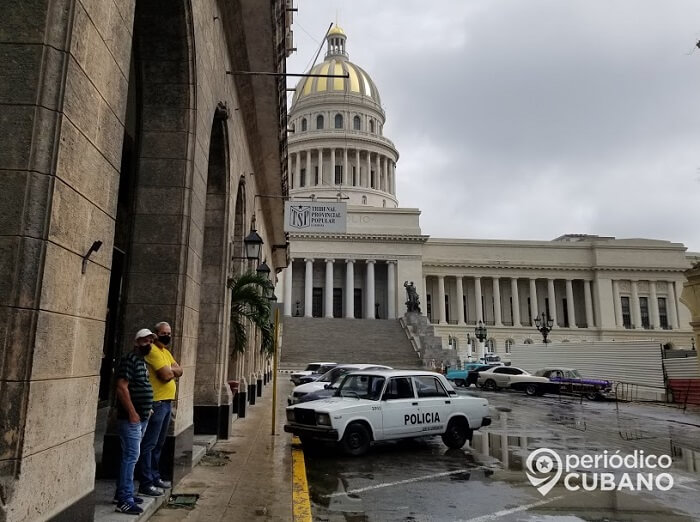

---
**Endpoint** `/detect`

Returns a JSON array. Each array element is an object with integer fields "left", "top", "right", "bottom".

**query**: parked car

[
  {"left": 534, "top": 368, "right": 614, "bottom": 400},
  {"left": 288, "top": 364, "right": 392, "bottom": 405},
  {"left": 284, "top": 370, "right": 491, "bottom": 456},
  {"left": 446, "top": 364, "right": 499, "bottom": 387},
  {"left": 297, "top": 362, "right": 343, "bottom": 385},
  {"left": 290, "top": 362, "right": 337, "bottom": 385},
  {"left": 477, "top": 366, "right": 557, "bottom": 396}
]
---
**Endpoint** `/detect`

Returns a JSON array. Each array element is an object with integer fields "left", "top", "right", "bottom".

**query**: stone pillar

[
  {"left": 456, "top": 277, "right": 466, "bottom": 325},
  {"left": 565, "top": 279, "right": 576, "bottom": 328},
  {"left": 475, "top": 277, "right": 483, "bottom": 322},
  {"left": 375, "top": 153, "right": 381, "bottom": 190},
  {"left": 649, "top": 280, "right": 659, "bottom": 329},
  {"left": 330, "top": 148, "right": 336, "bottom": 185},
  {"left": 547, "top": 278, "right": 557, "bottom": 325},
  {"left": 318, "top": 148, "right": 325, "bottom": 185},
  {"left": 668, "top": 281, "right": 679, "bottom": 329},
  {"left": 345, "top": 260, "right": 355, "bottom": 318},
  {"left": 584, "top": 279, "right": 594, "bottom": 328},
  {"left": 283, "top": 260, "right": 293, "bottom": 316},
  {"left": 366, "top": 150, "right": 371, "bottom": 188},
  {"left": 355, "top": 149, "right": 360, "bottom": 186},
  {"left": 304, "top": 258, "right": 314, "bottom": 317},
  {"left": 387, "top": 261, "right": 396, "bottom": 319},
  {"left": 366, "top": 260, "right": 376, "bottom": 319},
  {"left": 492, "top": 277, "right": 502, "bottom": 326},
  {"left": 438, "top": 275, "right": 446, "bottom": 324},
  {"left": 305, "top": 149, "right": 311, "bottom": 187},
  {"left": 392, "top": 161, "right": 396, "bottom": 194},
  {"left": 324, "top": 259, "right": 334, "bottom": 318},
  {"left": 295, "top": 152, "right": 301, "bottom": 189},
  {"left": 343, "top": 148, "right": 349, "bottom": 185},
  {"left": 529, "top": 278, "right": 538, "bottom": 325},
  {"left": 511, "top": 278, "right": 521, "bottom": 327},
  {"left": 612, "top": 280, "right": 623, "bottom": 327},
  {"left": 631, "top": 280, "right": 642, "bottom": 329},
  {"left": 674, "top": 280, "right": 683, "bottom": 329}
]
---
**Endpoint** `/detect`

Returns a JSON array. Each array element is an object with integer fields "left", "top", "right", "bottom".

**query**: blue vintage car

[
  {"left": 446, "top": 364, "right": 499, "bottom": 387},
  {"left": 534, "top": 368, "right": 614, "bottom": 400}
]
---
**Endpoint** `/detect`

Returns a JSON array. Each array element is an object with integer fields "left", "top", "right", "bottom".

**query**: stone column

[
  {"left": 391, "top": 161, "right": 396, "bottom": 194},
  {"left": 387, "top": 261, "right": 396, "bottom": 319},
  {"left": 345, "top": 260, "right": 355, "bottom": 318},
  {"left": 422, "top": 275, "right": 428, "bottom": 318},
  {"left": 475, "top": 277, "right": 483, "bottom": 322},
  {"left": 510, "top": 278, "right": 521, "bottom": 327},
  {"left": 612, "top": 280, "right": 623, "bottom": 327},
  {"left": 381, "top": 156, "right": 387, "bottom": 191},
  {"left": 438, "top": 275, "right": 446, "bottom": 324},
  {"left": 324, "top": 259, "right": 334, "bottom": 318},
  {"left": 366, "top": 260, "right": 376, "bottom": 319},
  {"left": 366, "top": 151, "right": 371, "bottom": 188},
  {"left": 376, "top": 153, "right": 381, "bottom": 190},
  {"left": 283, "top": 260, "right": 293, "bottom": 316},
  {"left": 547, "top": 278, "right": 557, "bottom": 325},
  {"left": 492, "top": 277, "right": 503, "bottom": 326},
  {"left": 304, "top": 258, "right": 314, "bottom": 317},
  {"left": 649, "top": 280, "right": 659, "bottom": 329},
  {"left": 295, "top": 152, "right": 301, "bottom": 189},
  {"left": 330, "top": 148, "right": 336, "bottom": 185},
  {"left": 674, "top": 280, "right": 683, "bottom": 329},
  {"left": 456, "top": 277, "right": 466, "bottom": 325},
  {"left": 565, "top": 279, "right": 576, "bottom": 327},
  {"left": 668, "top": 281, "right": 679, "bottom": 329},
  {"left": 631, "top": 280, "right": 642, "bottom": 329},
  {"left": 529, "top": 278, "right": 538, "bottom": 325},
  {"left": 305, "top": 149, "right": 311, "bottom": 187},
  {"left": 343, "top": 148, "right": 349, "bottom": 185},
  {"left": 355, "top": 149, "right": 360, "bottom": 186},
  {"left": 584, "top": 280, "right": 594, "bottom": 328}
]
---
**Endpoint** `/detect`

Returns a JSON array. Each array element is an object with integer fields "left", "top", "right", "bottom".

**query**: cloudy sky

[{"left": 287, "top": 1, "right": 700, "bottom": 251}]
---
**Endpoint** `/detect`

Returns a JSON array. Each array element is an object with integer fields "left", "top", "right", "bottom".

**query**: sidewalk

[{"left": 147, "top": 379, "right": 299, "bottom": 521}]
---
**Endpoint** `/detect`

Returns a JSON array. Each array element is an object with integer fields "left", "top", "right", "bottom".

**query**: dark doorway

[
  {"left": 354, "top": 289, "right": 362, "bottom": 318},
  {"left": 312, "top": 287, "right": 323, "bottom": 317},
  {"left": 333, "top": 288, "right": 343, "bottom": 318}
]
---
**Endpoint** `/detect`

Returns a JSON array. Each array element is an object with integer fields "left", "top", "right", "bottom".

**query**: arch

[
  {"left": 316, "top": 114, "right": 324, "bottom": 129},
  {"left": 353, "top": 115, "right": 361, "bottom": 130},
  {"left": 362, "top": 195, "right": 367, "bottom": 205},
  {"left": 369, "top": 119, "right": 375, "bottom": 133},
  {"left": 523, "top": 338, "right": 534, "bottom": 344},
  {"left": 334, "top": 113, "right": 343, "bottom": 129},
  {"left": 301, "top": 117, "right": 307, "bottom": 131},
  {"left": 486, "top": 338, "right": 495, "bottom": 352},
  {"left": 505, "top": 338, "right": 514, "bottom": 353}
]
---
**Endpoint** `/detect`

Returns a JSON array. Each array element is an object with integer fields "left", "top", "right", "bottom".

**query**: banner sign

[{"left": 284, "top": 201, "right": 347, "bottom": 233}]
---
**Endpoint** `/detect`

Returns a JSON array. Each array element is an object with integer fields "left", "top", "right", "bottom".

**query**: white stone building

[{"left": 280, "top": 26, "right": 694, "bottom": 359}]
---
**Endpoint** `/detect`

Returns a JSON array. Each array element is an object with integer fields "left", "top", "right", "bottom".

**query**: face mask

[
  {"left": 158, "top": 335, "right": 171, "bottom": 345},
  {"left": 138, "top": 344, "right": 152, "bottom": 356}
]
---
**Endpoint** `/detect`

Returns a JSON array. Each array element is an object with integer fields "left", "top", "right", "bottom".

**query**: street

[{"left": 300, "top": 388, "right": 700, "bottom": 521}]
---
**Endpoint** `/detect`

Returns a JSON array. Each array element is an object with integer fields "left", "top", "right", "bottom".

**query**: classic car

[
  {"left": 477, "top": 366, "right": 558, "bottom": 396},
  {"left": 289, "top": 362, "right": 337, "bottom": 385},
  {"left": 284, "top": 370, "right": 491, "bottom": 456},
  {"left": 534, "top": 368, "right": 614, "bottom": 400},
  {"left": 446, "top": 364, "right": 499, "bottom": 387}
]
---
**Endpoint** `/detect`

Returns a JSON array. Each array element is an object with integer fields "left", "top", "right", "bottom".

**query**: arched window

[
  {"left": 523, "top": 338, "right": 533, "bottom": 345},
  {"left": 353, "top": 115, "right": 361, "bottom": 130},
  {"left": 316, "top": 115, "right": 324, "bottom": 129},
  {"left": 301, "top": 118, "right": 307, "bottom": 131},
  {"left": 505, "top": 339, "right": 514, "bottom": 354},
  {"left": 362, "top": 195, "right": 367, "bottom": 205},
  {"left": 382, "top": 199, "right": 386, "bottom": 207},
  {"left": 334, "top": 114, "right": 343, "bottom": 129},
  {"left": 369, "top": 119, "right": 375, "bottom": 133},
  {"left": 486, "top": 338, "right": 495, "bottom": 353}
]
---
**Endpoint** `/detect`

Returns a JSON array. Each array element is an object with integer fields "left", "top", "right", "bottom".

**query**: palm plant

[{"left": 227, "top": 271, "right": 275, "bottom": 355}]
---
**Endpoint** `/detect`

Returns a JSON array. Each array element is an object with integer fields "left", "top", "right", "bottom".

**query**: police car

[{"left": 284, "top": 369, "right": 492, "bottom": 456}]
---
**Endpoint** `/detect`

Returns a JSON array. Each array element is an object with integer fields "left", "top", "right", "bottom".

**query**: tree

[{"left": 227, "top": 271, "right": 274, "bottom": 355}]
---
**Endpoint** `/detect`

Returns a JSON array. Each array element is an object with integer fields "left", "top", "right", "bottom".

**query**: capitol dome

[{"left": 287, "top": 26, "right": 399, "bottom": 209}]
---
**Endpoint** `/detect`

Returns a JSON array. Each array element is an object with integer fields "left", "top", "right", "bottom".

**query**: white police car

[{"left": 284, "top": 369, "right": 492, "bottom": 456}]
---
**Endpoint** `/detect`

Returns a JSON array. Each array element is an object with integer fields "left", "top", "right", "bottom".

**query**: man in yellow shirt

[{"left": 137, "top": 321, "right": 183, "bottom": 495}]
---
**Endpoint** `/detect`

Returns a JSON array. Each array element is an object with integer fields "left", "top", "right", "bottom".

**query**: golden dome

[{"left": 328, "top": 25, "right": 346, "bottom": 37}]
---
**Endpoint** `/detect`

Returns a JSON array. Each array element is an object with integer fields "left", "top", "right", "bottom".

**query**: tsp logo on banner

[{"left": 290, "top": 205, "right": 311, "bottom": 228}]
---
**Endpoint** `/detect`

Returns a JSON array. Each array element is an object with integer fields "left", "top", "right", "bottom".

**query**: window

[
  {"left": 369, "top": 120, "right": 375, "bottom": 133},
  {"left": 361, "top": 195, "right": 367, "bottom": 205},
  {"left": 370, "top": 170, "right": 375, "bottom": 188},
  {"left": 640, "top": 297, "right": 650, "bottom": 329},
  {"left": 353, "top": 115, "right": 361, "bottom": 130},
  {"left": 316, "top": 115, "right": 324, "bottom": 129},
  {"left": 621, "top": 296, "right": 632, "bottom": 328},
  {"left": 505, "top": 339, "right": 514, "bottom": 354},
  {"left": 486, "top": 339, "right": 495, "bottom": 353},
  {"left": 658, "top": 298, "right": 669, "bottom": 329},
  {"left": 523, "top": 338, "right": 533, "bottom": 344},
  {"left": 352, "top": 166, "right": 357, "bottom": 186},
  {"left": 335, "top": 165, "right": 342, "bottom": 185},
  {"left": 301, "top": 118, "right": 307, "bottom": 131},
  {"left": 383, "top": 377, "right": 414, "bottom": 400},
  {"left": 338, "top": 374, "right": 385, "bottom": 401},
  {"left": 300, "top": 168, "right": 306, "bottom": 187},
  {"left": 382, "top": 199, "right": 386, "bottom": 207},
  {"left": 414, "top": 376, "right": 448, "bottom": 398},
  {"left": 334, "top": 113, "right": 343, "bottom": 129}
]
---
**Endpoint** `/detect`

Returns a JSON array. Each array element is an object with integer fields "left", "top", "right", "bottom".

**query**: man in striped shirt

[{"left": 114, "top": 329, "right": 156, "bottom": 515}]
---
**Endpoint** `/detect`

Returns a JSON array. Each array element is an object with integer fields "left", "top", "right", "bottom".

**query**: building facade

[
  {"left": 280, "top": 27, "right": 694, "bottom": 358},
  {"left": 1, "top": 1, "right": 291, "bottom": 520}
]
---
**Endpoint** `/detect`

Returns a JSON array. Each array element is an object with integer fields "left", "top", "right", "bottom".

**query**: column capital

[
  {"left": 366, "top": 259, "right": 376, "bottom": 265},
  {"left": 324, "top": 258, "right": 335, "bottom": 264},
  {"left": 304, "top": 258, "right": 314, "bottom": 263},
  {"left": 386, "top": 259, "right": 397, "bottom": 265},
  {"left": 345, "top": 259, "right": 355, "bottom": 264}
]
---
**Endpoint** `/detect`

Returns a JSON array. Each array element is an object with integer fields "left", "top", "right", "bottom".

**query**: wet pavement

[{"left": 302, "top": 389, "right": 700, "bottom": 521}]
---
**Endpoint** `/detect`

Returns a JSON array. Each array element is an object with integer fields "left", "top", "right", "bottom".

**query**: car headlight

[
  {"left": 286, "top": 409, "right": 295, "bottom": 422},
  {"left": 315, "top": 413, "right": 331, "bottom": 426}
]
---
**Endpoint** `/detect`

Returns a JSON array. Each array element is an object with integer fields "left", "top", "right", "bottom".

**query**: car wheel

[
  {"left": 483, "top": 379, "right": 497, "bottom": 391},
  {"left": 441, "top": 419, "right": 472, "bottom": 449},
  {"left": 525, "top": 384, "right": 539, "bottom": 396},
  {"left": 455, "top": 379, "right": 466, "bottom": 387},
  {"left": 585, "top": 391, "right": 600, "bottom": 401},
  {"left": 341, "top": 423, "right": 371, "bottom": 456}
]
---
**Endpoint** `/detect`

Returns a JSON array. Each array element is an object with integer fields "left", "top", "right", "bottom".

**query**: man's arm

[
  {"left": 170, "top": 361, "right": 184, "bottom": 378},
  {"left": 115, "top": 378, "right": 141, "bottom": 423}
]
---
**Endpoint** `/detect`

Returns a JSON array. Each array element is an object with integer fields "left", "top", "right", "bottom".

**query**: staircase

[{"left": 280, "top": 317, "right": 423, "bottom": 369}]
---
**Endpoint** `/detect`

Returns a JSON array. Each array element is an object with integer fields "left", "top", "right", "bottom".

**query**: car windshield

[
  {"left": 304, "top": 364, "right": 321, "bottom": 372},
  {"left": 569, "top": 369, "right": 582, "bottom": 378},
  {"left": 320, "top": 367, "right": 352, "bottom": 383},
  {"left": 337, "top": 374, "right": 385, "bottom": 401}
]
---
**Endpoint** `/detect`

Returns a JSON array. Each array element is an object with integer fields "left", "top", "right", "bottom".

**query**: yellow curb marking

[{"left": 291, "top": 436, "right": 312, "bottom": 522}]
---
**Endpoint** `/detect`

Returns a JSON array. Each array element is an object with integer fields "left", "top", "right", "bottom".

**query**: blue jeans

[
  {"left": 116, "top": 419, "right": 149, "bottom": 503},
  {"left": 137, "top": 400, "right": 172, "bottom": 488}
]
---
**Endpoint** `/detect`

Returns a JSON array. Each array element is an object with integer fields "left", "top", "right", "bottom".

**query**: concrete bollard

[
  {"left": 257, "top": 374, "right": 263, "bottom": 397},
  {"left": 238, "top": 377, "right": 248, "bottom": 418},
  {"left": 248, "top": 382, "right": 256, "bottom": 405}
]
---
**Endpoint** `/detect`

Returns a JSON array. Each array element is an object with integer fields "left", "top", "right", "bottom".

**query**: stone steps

[{"left": 280, "top": 317, "right": 423, "bottom": 369}]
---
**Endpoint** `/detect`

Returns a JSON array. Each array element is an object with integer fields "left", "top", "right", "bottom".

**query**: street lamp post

[
  {"left": 474, "top": 320, "right": 488, "bottom": 363},
  {"left": 534, "top": 312, "right": 554, "bottom": 343}
]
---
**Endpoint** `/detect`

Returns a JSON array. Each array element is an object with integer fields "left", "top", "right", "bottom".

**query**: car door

[
  {"left": 412, "top": 375, "right": 450, "bottom": 435},
  {"left": 380, "top": 377, "right": 419, "bottom": 438},
  {"left": 491, "top": 367, "right": 512, "bottom": 387}
]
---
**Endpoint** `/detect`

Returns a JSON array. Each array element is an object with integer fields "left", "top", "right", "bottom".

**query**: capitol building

[{"left": 279, "top": 26, "right": 694, "bottom": 357}]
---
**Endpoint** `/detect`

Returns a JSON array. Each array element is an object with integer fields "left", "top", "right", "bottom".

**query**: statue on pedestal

[{"left": 404, "top": 281, "right": 421, "bottom": 313}]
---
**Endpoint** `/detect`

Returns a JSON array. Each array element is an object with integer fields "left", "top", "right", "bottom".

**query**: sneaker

[
  {"left": 115, "top": 501, "right": 143, "bottom": 514},
  {"left": 153, "top": 479, "right": 171, "bottom": 489},
  {"left": 113, "top": 497, "right": 144, "bottom": 505},
  {"left": 138, "top": 485, "right": 164, "bottom": 497}
]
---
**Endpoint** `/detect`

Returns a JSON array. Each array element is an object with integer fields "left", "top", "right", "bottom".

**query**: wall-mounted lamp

[
  {"left": 81, "top": 241, "right": 102, "bottom": 274},
  {"left": 243, "top": 218, "right": 263, "bottom": 260}
]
